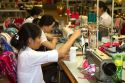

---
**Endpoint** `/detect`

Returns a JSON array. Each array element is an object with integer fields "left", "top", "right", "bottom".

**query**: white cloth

[
  {"left": 0, "top": 32, "right": 11, "bottom": 44},
  {"left": 41, "top": 31, "right": 47, "bottom": 43},
  {"left": 23, "top": 17, "right": 34, "bottom": 23},
  {"left": 17, "top": 47, "right": 58, "bottom": 83},
  {"left": 99, "top": 12, "right": 112, "bottom": 28}
]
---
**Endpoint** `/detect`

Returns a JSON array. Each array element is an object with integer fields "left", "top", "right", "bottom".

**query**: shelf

[
  {"left": 0, "top": 10, "right": 26, "bottom": 12},
  {"left": 26, "top": 5, "right": 43, "bottom": 7},
  {"left": 0, "top": 1, "right": 42, "bottom": 4},
  {"left": 114, "top": 7, "right": 125, "bottom": 10}
]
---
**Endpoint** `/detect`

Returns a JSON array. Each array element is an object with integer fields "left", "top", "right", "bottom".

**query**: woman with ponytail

[
  {"left": 93, "top": 1, "right": 112, "bottom": 37},
  {"left": 10, "top": 23, "right": 81, "bottom": 83},
  {"left": 94, "top": 1, "right": 112, "bottom": 28}
]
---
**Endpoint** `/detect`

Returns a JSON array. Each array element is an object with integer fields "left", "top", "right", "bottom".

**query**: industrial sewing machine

[{"left": 86, "top": 48, "right": 117, "bottom": 83}]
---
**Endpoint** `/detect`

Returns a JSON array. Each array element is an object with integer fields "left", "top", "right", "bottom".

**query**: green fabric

[{"left": 4, "top": 28, "right": 18, "bottom": 35}]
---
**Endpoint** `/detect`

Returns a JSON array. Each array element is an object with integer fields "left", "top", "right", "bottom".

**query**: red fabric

[
  {"left": 114, "top": 18, "right": 122, "bottom": 27},
  {"left": 82, "top": 59, "right": 89, "bottom": 69},
  {"left": 0, "top": 51, "right": 17, "bottom": 83},
  {"left": 71, "top": 12, "right": 75, "bottom": 19},
  {"left": 75, "top": 12, "right": 79, "bottom": 19},
  {"left": 3, "top": 18, "right": 11, "bottom": 29},
  {"left": 3, "top": 18, "right": 24, "bottom": 29},
  {"left": 66, "top": 8, "right": 71, "bottom": 16},
  {"left": 69, "top": 25, "right": 76, "bottom": 28},
  {"left": 13, "top": 18, "right": 25, "bottom": 29},
  {"left": 98, "top": 42, "right": 120, "bottom": 52}
]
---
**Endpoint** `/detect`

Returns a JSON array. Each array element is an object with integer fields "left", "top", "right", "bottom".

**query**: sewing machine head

[
  {"left": 86, "top": 49, "right": 113, "bottom": 65},
  {"left": 86, "top": 48, "right": 117, "bottom": 83}
]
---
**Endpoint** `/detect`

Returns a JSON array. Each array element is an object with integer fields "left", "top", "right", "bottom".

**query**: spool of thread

[
  {"left": 71, "top": 12, "right": 75, "bottom": 19},
  {"left": 75, "top": 12, "right": 79, "bottom": 19},
  {"left": 82, "top": 16, "right": 88, "bottom": 24},
  {"left": 66, "top": 8, "right": 71, "bottom": 16}
]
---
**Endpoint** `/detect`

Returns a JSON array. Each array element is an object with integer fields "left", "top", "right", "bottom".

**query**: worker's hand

[
  {"left": 88, "top": 24, "right": 96, "bottom": 30},
  {"left": 52, "top": 37, "right": 59, "bottom": 43},
  {"left": 45, "top": 33, "right": 53, "bottom": 41},
  {"left": 59, "top": 52, "right": 69, "bottom": 60},
  {"left": 63, "top": 55, "right": 69, "bottom": 60},
  {"left": 72, "top": 29, "right": 81, "bottom": 39}
]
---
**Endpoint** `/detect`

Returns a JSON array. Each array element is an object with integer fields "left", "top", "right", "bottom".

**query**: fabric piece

[{"left": 0, "top": 51, "right": 17, "bottom": 83}]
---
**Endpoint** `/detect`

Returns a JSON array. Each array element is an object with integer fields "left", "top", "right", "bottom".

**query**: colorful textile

[
  {"left": 0, "top": 51, "right": 17, "bottom": 83},
  {"left": 0, "top": 37, "right": 13, "bottom": 52},
  {"left": 4, "top": 28, "right": 18, "bottom": 36}
]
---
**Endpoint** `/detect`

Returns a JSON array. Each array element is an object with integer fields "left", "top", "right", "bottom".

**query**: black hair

[
  {"left": 98, "top": 1, "right": 110, "bottom": 15},
  {"left": 0, "top": 46, "right": 3, "bottom": 54},
  {"left": 33, "top": 18, "right": 40, "bottom": 25},
  {"left": 38, "top": 14, "right": 55, "bottom": 27},
  {"left": 10, "top": 23, "right": 41, "bottom": 50},
  {"left": 28, "top": 6, "right": 43, "bottom": 16},
  {"left": 53, "top": 21, "right": 59, "bottom": 28}
]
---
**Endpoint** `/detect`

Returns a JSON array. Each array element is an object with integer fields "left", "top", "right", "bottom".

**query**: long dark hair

[
  {"left": 10, "top": 23, "right": 41, "bottom": 50},
  {"left": 99, "top": 1, "right": 110, "bottom": 15}
]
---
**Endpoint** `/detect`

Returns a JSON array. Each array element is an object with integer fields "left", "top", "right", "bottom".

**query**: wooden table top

[
  {"left": 58, "top": 55, "right": 125, "bottom": 83},
  {"left": 58, "top": 60, "right": 78, "bottom": 83},
  {"left": 58, "top": 56, "right": 97, "bottom": 83}
]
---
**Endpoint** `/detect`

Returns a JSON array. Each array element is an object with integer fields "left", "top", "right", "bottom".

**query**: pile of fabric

[{"left": 0, "top": 19, "right": 19, "bottom": 83}]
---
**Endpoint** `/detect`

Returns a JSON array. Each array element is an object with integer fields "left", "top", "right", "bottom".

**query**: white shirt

[
  {"left": 41, "top": 31, "right": 47, "bottom": 43},
  {"left": 99, "top": 12, "right": 112, "bottom": 28},
  {"left": 17, "top": 47, "right": 58, "bottom": 83},
  {"left": 23, "top": 17, "right": 34, "bottom": 23}
]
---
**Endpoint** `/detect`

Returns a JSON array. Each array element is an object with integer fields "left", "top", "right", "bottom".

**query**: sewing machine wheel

[{"left": 102, "top": 63, "right": 117, "bottom": 76}]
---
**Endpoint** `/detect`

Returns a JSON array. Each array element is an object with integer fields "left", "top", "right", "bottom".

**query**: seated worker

[
  {"left": 10, "top": 23, "right": 81, "bottom": 83},
  {"left": 95, "top": 1, "right": 112, "bottom": 37},
  {"left": 33, "top": 15, "right": 60, "bottom": 83},
  {"left": 33, "top": 14, "right": 59, "bottom": 50},
  {"left": 24, "top": 6, "right": 43, "bottom": 23},
  {"left": 94, "top": 1, "right": 112, "bottom": 28},
  {"left": 89, "top": 1, "right": 112, "bottom": 37},
  {"left": 89, "top": 1, "right": 112, "bottom": 40}
]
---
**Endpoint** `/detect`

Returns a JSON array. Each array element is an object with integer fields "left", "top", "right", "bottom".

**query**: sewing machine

[{"left": 86, "top": 49, "right": 117, "bottom": 83}]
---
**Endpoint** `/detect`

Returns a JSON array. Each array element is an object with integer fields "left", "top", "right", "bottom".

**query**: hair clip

[{"left": 15, "top": 34, "right": 19, "bottom": 40}]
